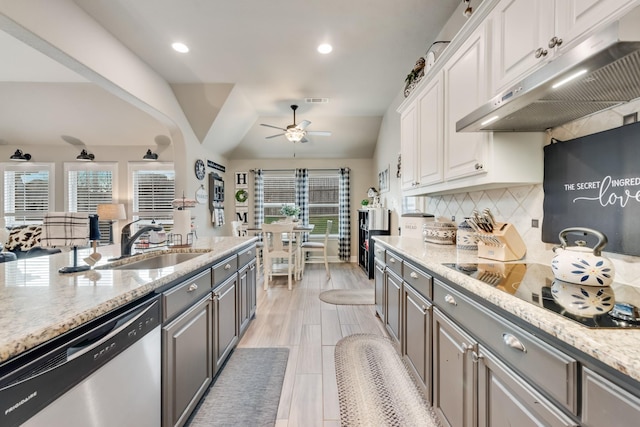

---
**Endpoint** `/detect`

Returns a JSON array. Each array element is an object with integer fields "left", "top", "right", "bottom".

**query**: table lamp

[{"left": 97, "top": 203, "right": 127, "bottom": 244}]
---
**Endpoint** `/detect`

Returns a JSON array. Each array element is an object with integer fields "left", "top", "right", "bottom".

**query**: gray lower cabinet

[
  {"left": 238, "top": 259, "right": 257, "bottom": 336},
  {"left": 374, "top": 259, "right": 385, "bottom": 320},
  {"left": 582, "top": 367, "right": 640, "bottom": 426},
  {"left": 477, "top": 345, "right": 577, "bottom": 427},
  {"left": 385, "top": 269, "right": 402, "bottom": 343},
  {"left": 432, "top": 308, "right": 476, "bottom": 427},
  {"left": 213, "top": 274, "right": 238, "bottom": 374},
  {"left": 162, "top": 294, "right": 213, "bottom": 427},
  {"left": 402, "top": 283, "right": 432, "bottom": 399}
]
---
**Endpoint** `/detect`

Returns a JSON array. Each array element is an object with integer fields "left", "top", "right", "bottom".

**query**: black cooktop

[{"left": 443, "top": 262, "right": 640, "bottom": 329}]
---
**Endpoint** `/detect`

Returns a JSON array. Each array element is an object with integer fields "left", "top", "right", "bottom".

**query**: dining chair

[
  {"left": 261, "top": 222, "right": 297, "bottom": 290},
  {"left": 300, "top": 220, "right": 332, "bottom": 278}
]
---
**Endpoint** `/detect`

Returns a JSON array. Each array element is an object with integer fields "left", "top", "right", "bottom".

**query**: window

[
  {"left": 129, "top": 163, "right": 175, "bottom": 225},
  {"left": 263, "top": 172, "right": 295, "bottom": 223},
  {"left": 308, "top": 171, "right": 339, "bottom": 236},
  {"left": 2, "top": 163, "right": 54, "bottom": 226},
  {"left": 65, "top": 163, "right": 117, "bottom": 243},
  {"left": 262, "top": 169, "right": 339, "bottom": 236}
]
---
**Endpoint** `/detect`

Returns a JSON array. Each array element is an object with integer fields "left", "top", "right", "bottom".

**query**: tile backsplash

[{"left": 425, "top": 98, "right": 640, "bottom": 288}]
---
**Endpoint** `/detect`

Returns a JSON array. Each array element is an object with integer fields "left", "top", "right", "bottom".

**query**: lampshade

[
  {"left": 9, "top": 149, "right": 31, "bottom": 161},
  {"left": 143, "top": 149, "right": 158, "bottom": 161},
  {"left": 97, "top": 203, "right": 127, "bottom": 221},
  {"left": 76, "top": 149, "right": 95, "bottom": 161},
  {"left": 285, "top": 129, "right": 306, "bottom": 143}
]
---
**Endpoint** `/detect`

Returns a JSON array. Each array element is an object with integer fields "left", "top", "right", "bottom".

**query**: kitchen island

[{"left": 0, "top": 236, "right": 256, "bottom": 364}]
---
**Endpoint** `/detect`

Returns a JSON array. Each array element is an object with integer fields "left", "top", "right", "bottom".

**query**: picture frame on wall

[{"left": 378, "top": 165, "right": 390, "bottom": 193}]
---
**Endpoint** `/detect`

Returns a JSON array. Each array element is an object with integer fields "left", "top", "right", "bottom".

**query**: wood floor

[{"left": 237, "top": 262, "right": 389, "bottom": 427}]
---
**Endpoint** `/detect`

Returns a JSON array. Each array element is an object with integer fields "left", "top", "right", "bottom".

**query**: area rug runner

[
  {"left": 319, "top": 288, "right": 374, "bottom": 305},
  {"left": 188, "top": 347, "right": 289, "bottom": 427},
  {"left": 335, "top": 334, "right": 441, "bottom": 426}
]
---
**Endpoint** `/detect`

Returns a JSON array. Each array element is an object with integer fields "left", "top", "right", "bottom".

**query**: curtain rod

[{"left": 249, "top": 168, "right": 348, "bottom": 173}]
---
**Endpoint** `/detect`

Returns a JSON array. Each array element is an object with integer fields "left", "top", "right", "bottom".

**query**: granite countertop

[
  {"left": 374, "top": 236, "right": 640, "bottom": 384},
  {"left": 0, "top": 236, "right": 257, "bottom": 364}
]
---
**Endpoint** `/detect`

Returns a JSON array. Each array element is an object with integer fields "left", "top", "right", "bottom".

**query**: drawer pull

[
  {"left": 187, "top": 283, "right": 198, "bottom": 292},
  {"left": 246, "top": 250, "right": 252, "bottom": 255},
  {"left": 502, "top": 333, "right": 527, "bottom": 352},
  {"left": 389, "top": 258, "right": 396, "bottom": 263},
  {"left": 224, "top": 264, "right": 231, "bottom": 270},
  {"left": 444, "top": 294, "right": 457, "bottom": 306},
  {"left": 410, "top": 272, "right": 418, "bottom": 279}
]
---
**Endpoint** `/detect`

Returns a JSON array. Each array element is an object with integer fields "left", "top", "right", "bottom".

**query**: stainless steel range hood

[{"left": 457, "top": 18, "right": 640, "bottom": 132}]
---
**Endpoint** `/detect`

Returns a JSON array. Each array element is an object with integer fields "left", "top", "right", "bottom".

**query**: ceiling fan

[{"left": 260, "top": 105, "right": 332, "bottom": 143}]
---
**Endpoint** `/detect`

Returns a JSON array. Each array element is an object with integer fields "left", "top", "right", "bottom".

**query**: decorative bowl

[{"left": 423, "top": 220, "right": 456, "bottom": 245}]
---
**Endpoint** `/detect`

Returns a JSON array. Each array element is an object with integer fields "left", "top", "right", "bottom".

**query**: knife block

[{"left": 476, "top": 222, "right": 526, "bottom": 261}]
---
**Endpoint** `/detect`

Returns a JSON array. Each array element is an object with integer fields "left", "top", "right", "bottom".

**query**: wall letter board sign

[{"left": 542, "top": 121, "right": 640, "bottom": 256}]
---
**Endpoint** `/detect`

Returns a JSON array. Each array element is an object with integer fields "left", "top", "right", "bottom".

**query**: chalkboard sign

[{"left": 542, "top": 121, "right": 640, "bottom": 256}]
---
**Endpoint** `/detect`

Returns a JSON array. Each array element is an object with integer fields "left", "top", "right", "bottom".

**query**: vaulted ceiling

[{"left": 0, "top": 0, "right": 461, "bottom": 159}]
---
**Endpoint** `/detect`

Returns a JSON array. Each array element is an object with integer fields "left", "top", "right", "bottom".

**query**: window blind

[
  {"left": 132, "top": 169, "right": 175, "bottom": 222},
  {"left": 308, "top": 173, "right": 339, "bottom": 235},
  {"left": 263, "top": 174, "right": 295, "bottom": 222},
  {"left": 3, "top": 168, "right": 51, "bottom": 225},
  {"left": 67, "top": 169, "right": 114, "bottom": 243}
]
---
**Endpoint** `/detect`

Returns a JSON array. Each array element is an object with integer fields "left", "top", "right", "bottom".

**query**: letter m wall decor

[{"left": 542, "top": 121, "right": 640, "bottom": 256}]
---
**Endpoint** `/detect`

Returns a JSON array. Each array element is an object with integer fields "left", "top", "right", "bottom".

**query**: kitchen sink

[{"left": 96, "top": 250, "right": 210, "bottom": 270}]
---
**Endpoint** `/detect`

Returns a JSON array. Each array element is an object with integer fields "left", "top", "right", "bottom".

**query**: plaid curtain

[
  {"left": 295, "top": 168, "right": 309, "bottom": 242},
  {"left": 254, "top": 169, "right": 264, "bottom": 230},
  {"left": 338, "top": 168, "right": 351, "bottom": 261}
]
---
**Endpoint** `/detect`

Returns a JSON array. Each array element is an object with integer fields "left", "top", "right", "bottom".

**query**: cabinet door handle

[
  {"left": 502, "top": 333, "right": 527, "bottom": 352},
  {"left": 187, "top": 283, "right": 198, "bottom": 292},
  {"left": 225, "top": 263, "right": 231, "bottom": 270},
  {"left": 474, "top": 163, "right": 484, "bottom": 170},
  {"left": 389, "top": 258, "right": 396, "bottom": 263},
  {"left": 472, "top": 350, "right": 484, "bottom": 363},
  {"left": 444, "top": 294, "right": 457, "bottom": 306},
  {"left": 548, "top": 36, "right": 563, "bottom": 48},
  {"left": 534, "top": 47, "right": 548, "bottom": 58},
  {"left": 410, "top": 272, "right": 418, "bottom": 279},
  {"left": 246, "top": 250, "right": 252, "bottom": 255},
  {"left": 421, "top": 305, "right": 431, "bottom": 314}
]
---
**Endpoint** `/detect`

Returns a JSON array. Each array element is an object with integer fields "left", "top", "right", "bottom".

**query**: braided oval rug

[{"left": 335, "top": 334, "right": 441, "bottom": 427}]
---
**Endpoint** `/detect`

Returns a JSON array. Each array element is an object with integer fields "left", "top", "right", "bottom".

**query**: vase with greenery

[{"left": 280, "top": 204, "right": 301, "bottom": 221}]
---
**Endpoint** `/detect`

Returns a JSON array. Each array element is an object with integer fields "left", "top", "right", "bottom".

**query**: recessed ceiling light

[
  {"left": 172, "top": 42, "right": 189, "bottom": 53},
  {"left": 317, "top": 43, "right": 333, "bottom": 54}
]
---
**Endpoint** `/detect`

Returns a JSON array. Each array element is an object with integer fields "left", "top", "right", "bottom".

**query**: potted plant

[{"left": 280, "top": 204, "right": 301, "bottom": 221}]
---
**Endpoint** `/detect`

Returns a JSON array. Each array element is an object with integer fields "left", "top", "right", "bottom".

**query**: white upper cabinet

[
  {"left": 491, "top": 0, "right": 639, "bottom": 94},
  {"left": 400, "top": 72, "right": 444, "bottom": 191},
  {"left": 400, "top": 102, "right": 418, "bottom": 190},
  {"left": 491, "top": 0, "right": 555, "bottom": 93},
  {"left": 443, "top": 23, "right": 490, "bottom": 181}
]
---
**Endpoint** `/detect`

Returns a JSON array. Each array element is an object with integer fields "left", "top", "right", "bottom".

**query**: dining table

[{"left": 246, "top": 222, "right": 315, "bottom": 279}]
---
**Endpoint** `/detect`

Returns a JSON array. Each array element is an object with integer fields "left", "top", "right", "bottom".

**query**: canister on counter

[{"left": 457, "top": 218, "right": 478, "bottom": 251}]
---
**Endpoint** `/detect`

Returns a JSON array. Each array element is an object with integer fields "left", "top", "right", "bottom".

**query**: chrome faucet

[{"left": 120, "top": 219, "right": 163, "bottom": 257}]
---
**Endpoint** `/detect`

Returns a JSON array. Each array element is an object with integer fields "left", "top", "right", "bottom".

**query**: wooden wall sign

[{"left": 542, "top": 121, "right": 640, "bottom": 256}]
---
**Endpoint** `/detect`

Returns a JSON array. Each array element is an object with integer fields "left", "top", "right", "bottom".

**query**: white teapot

[{"left": 551, "top": 228, "right": 614, "bottom": 287}]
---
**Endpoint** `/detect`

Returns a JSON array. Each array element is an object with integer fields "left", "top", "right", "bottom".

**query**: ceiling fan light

[
  {"left": 76, "top": 149, "right": 95, "bottom": 161},
  {"left": 285, "top": 129, "right": 306, "bottom": 143},
  {"left": 9, "top": 149, "right": 31, "bottom": 161}
]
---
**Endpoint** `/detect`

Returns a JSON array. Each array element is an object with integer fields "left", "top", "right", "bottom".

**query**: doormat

[
  {"left": 319, "top": 289, "right": 374, "bottom": 305},
  {"left": 187, "top": 347, "right": 289, "bottom": 427},
  {"left": 335, "top": 334, "right": 441, "bottom": 426}
]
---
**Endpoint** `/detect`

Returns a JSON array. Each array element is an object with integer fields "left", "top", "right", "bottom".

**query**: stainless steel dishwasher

[{"left": 0, "top": 294, "right": 161, "bottom": 427}]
